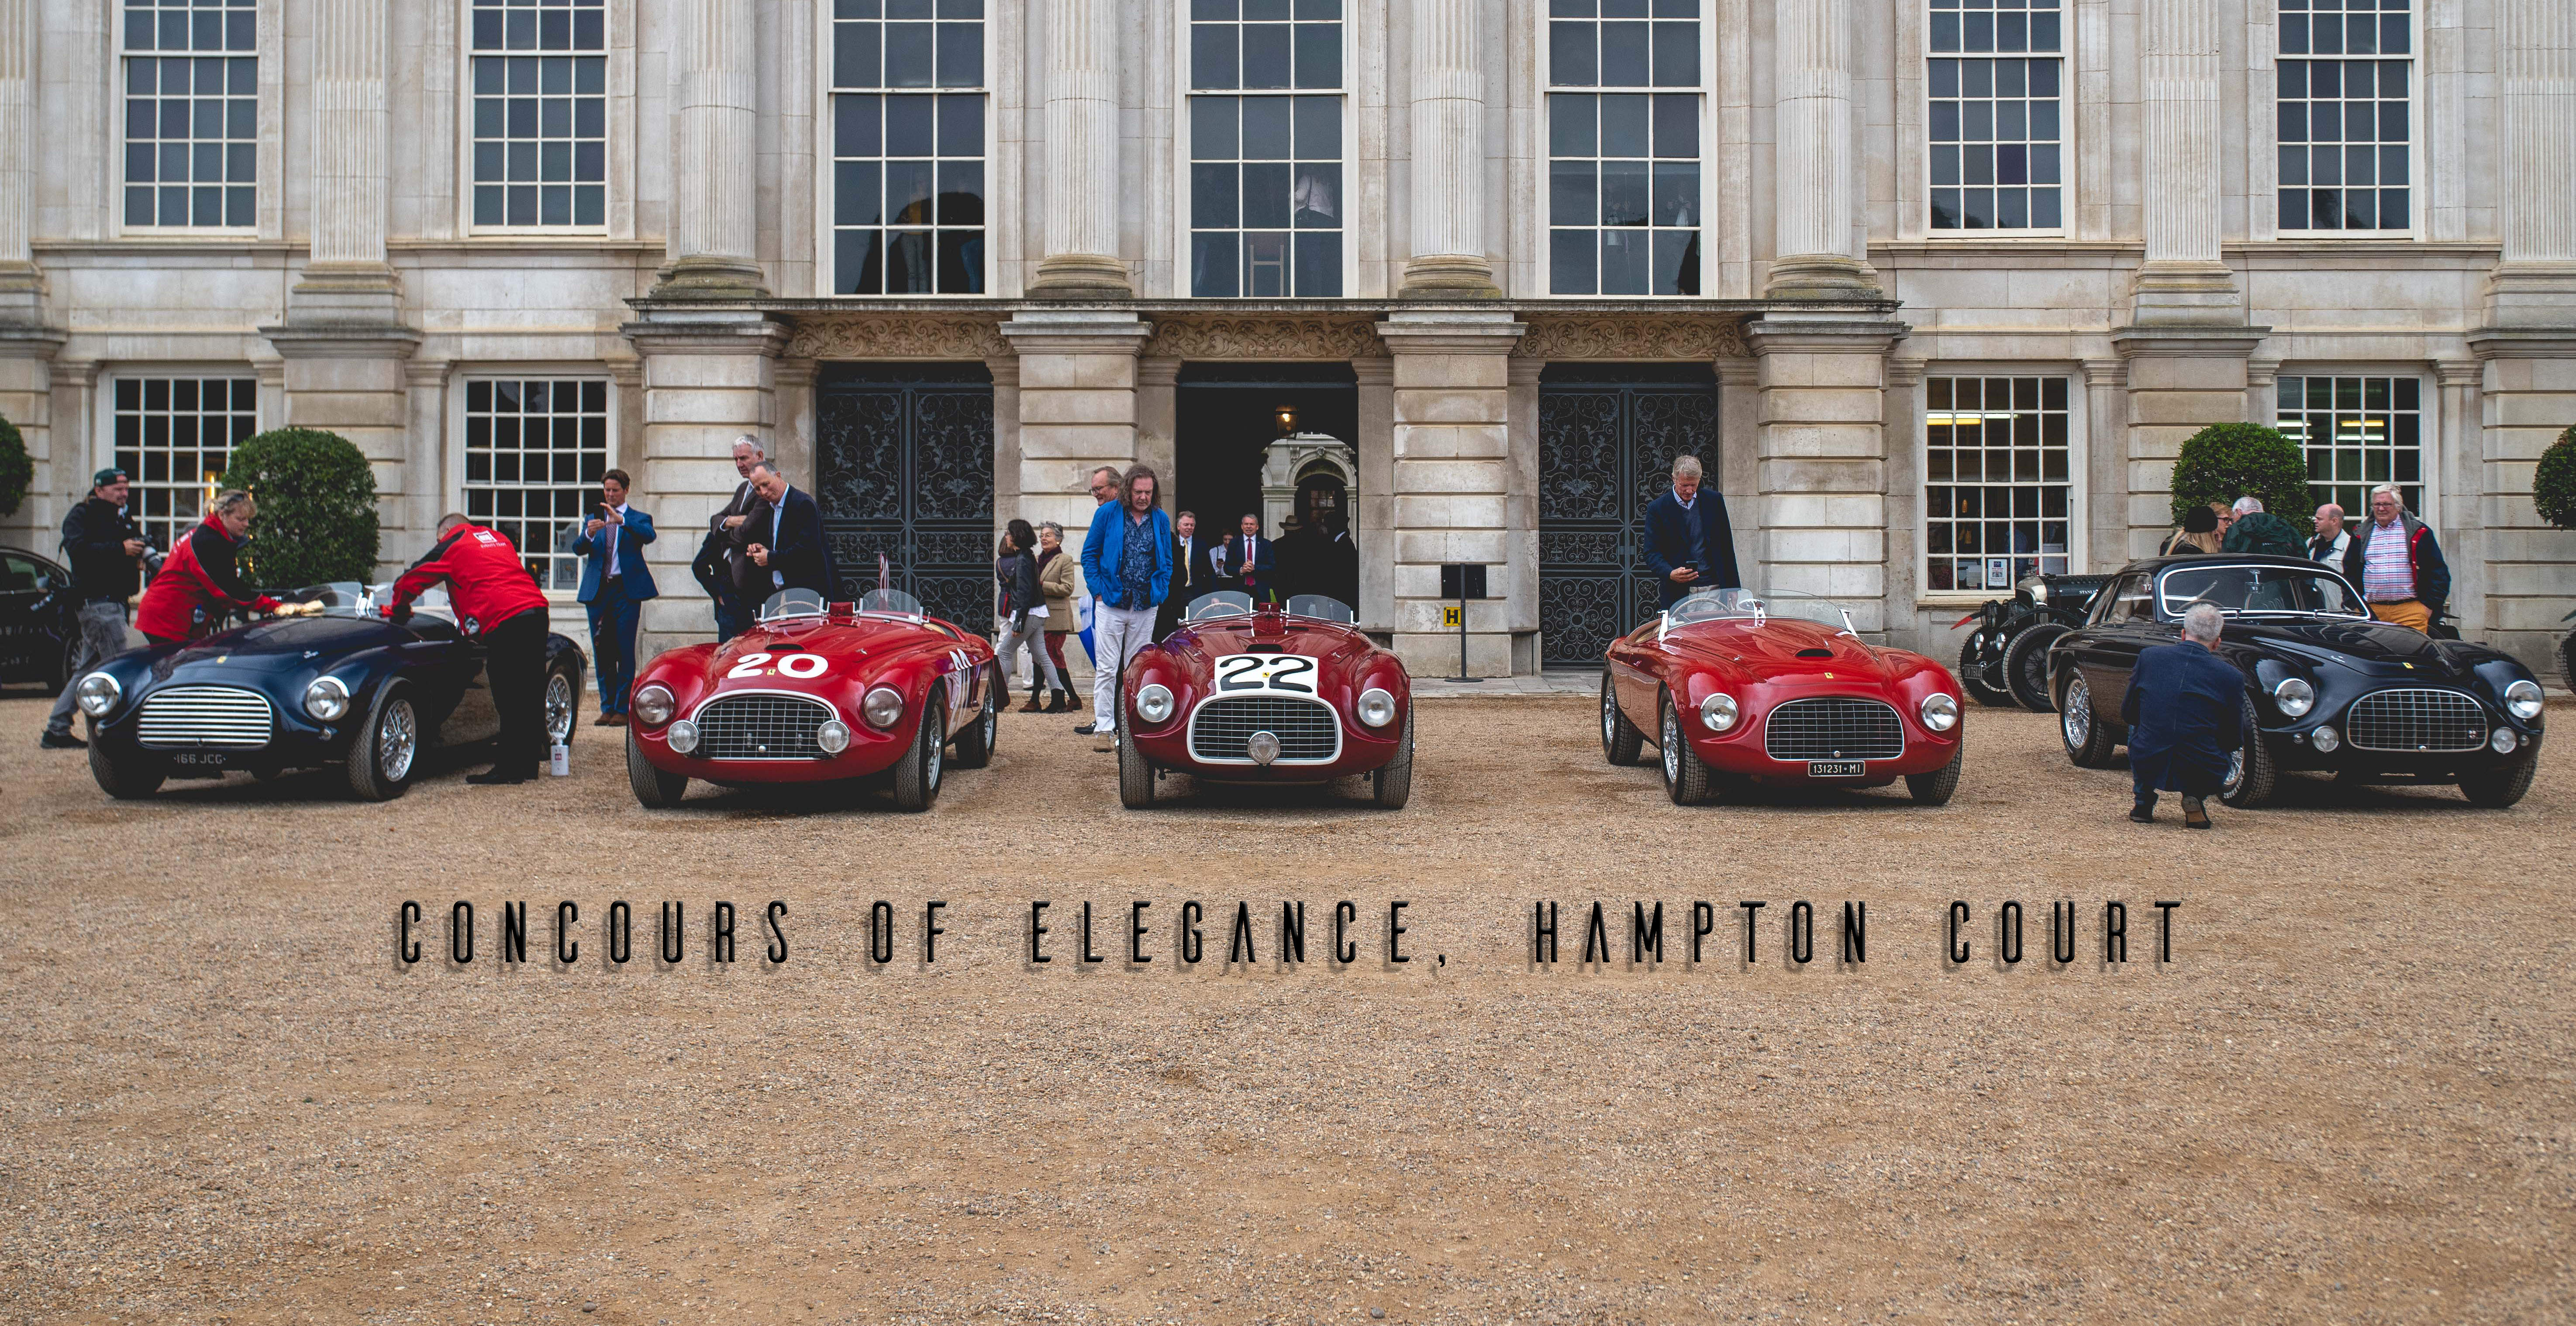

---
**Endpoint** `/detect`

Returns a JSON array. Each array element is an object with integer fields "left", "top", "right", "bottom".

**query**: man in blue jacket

[
  {"left": 570, "top": 469, "right": 658, "bottom": 725},
  {"left": 1641, "top": 455, "right": 1742, "bottom": 610},
  {"left": 2120, "top": 601, "right": 2245, "bottom": 830},
  {"left": 1079, "top": 465, "right": 1173, "bottom": 750}
]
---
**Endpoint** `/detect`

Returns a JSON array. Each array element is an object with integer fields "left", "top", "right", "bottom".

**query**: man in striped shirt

[{"left": 2340, "top": 484, "right": 2450, "bottom": 634}]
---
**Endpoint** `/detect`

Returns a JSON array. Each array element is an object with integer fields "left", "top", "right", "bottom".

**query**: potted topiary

[
  {"left": 219, "top": 427, "right": 382, "bottom": 588},
  {"left": 2168, "top": 421, "right": 2310, "bottom": 531},
  {"left": 2536, "top": 424, "right": 2576, "bottom": 690},
  {"left": 0, "top": 413, "right": 28, "bottom": 519}
]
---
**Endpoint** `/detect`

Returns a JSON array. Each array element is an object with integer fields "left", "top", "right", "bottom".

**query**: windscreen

[
  {"left": 761, "top": 588, "right": 829, "bottom": 621},
  {"left": 858, "top": 588, "right": 926, "bottom": 617},
  {"left": 2156, "top": 564, "right": 2366, "bottom": 618},
  {"left": 1285, "top": 594, "right": 1354, "bottom": 623},
  {"left": 1186, "top": 590, "right": 1254, "bottom": 621}
]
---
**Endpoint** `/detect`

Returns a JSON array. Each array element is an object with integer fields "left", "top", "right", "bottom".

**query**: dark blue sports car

[
  {"left": 0, "top": 544, "right": 79, "bottom": 691},
  {"left": 71, "top": 583, "right": 586, "bottom": 800}
]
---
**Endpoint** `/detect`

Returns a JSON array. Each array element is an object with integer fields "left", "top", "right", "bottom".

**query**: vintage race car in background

[
  {"left": 2050, "top": 555, "right": 2547, "bottom": 808},
  {"left": 1601, "top": 589, "right": 1966, "bottom": 806},
  {"left": 1953, "top": 571, "right": 2113, "bottom": 711},
  {"left": 72, "top": 582, "right": 586, "bottom": 800},
  {"left": 624, "top": 589, "right": 1001, "bottom": 811},
  {"left": 1115, "top": 592, "right": 1413, "bottom": 809}
]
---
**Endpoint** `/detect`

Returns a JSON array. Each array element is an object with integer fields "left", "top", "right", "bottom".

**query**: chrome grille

[
  {"left": 1763, "top": 697, "right": 1905, "bottom": 761},
  {"left": 1187, "top": 695, "right": 1342, "bottom": 764},
  {"left": 136, "top": 685, "right": 274, "bottom": 749},
  {"left": 2347, "top": 689, "right": 2485, "bottom": 753},
  {"left": 694, "top": 692, "right": 832, "bottom": 760}
]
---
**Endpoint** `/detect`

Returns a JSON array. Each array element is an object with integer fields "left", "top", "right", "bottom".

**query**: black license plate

[
  {"left": 168, "top": 751, "right": 229, "bottom": 767},
  {"left": 1806, "top": 760, "right": 1865, "bottom": 777}
]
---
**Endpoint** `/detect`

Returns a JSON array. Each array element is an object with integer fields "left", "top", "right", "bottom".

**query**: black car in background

[
  {"left": 0, "top": 545, "right": 79, "bottom": 691},
  {"left": 70, "top": 583, "right": 586, "bottom": 801},
  {"left": 2048, "top": 556, "right": 2546, "bottom": 809},
  {"left": 1954, "top": 571, "right": 2114, "bottom": 710}
]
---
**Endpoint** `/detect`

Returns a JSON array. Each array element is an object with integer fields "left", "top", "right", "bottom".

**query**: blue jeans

[
  {"left": 711, "top": 586, "right": 743, "bottom": 644},
  {"left": 586, "top": 579, "right": 641, "bottom": 714},
  {"left": 47, "top": 601, "right": 133, "bottom": 735}
]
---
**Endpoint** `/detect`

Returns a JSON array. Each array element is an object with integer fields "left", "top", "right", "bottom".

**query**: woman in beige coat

[{"left": 1032, "top": 521, "right": 1081, "bottom": 713}]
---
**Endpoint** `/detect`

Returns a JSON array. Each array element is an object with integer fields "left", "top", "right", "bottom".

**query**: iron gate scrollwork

[
  {"left": 815, "top": 364, "right": 995, "bottom": 636},
  {"left": 1537, "top": 369, "right": 1721, "bottom": 667}
]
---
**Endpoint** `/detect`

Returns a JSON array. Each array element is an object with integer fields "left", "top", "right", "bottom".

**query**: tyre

[
  {"left": 949, "top": 665, "right": 1000, "bottom": 769},
  {"left": 1658, "top": 689, "right": 1717, "bottom": 806},
  {"left": 2559, "top": 627, "right": 2574, "bottom": 696},
  {"left": 890, "top": 689, "right": 945, "bottom": 812},
  {"left": 89, "top": 739, "right": 166, "bottom": 799},
  {"left": 346, "top": 680, "right": 420, "bottom": 802},
  {"left": 1117, "top": 715, "right": 1159, "bottom": 809},
  {"left": 45, "top": 631, "right": 77, "bottom": 694},
  {"left": 2459, "top": 749, "right": 2539, "bottom": 809},
  {"left": 1959, "top": 633, "right": 2013, "bottom": 707},
  {"left": 626, "top": 727, "right": 688, "bottom": 807},
  {"left": 1600, "top": 669, "right": 1645, "bottom": 765},
  {"left": 1907, "top": 742, "right": 1964, "bottom": 806},
  {"left": 2002, "top": 623, "right": 2069, "bottom": 712},
  {"left": 2218, "top": 696, "right": 2279, "bottom": 809},
  {"left": 1371, "top": 705, "right": 1415, "bottom": 809},
  {"left": 543, "top": 661, "right": 582, "bottom": 749},
  {"left": 2059, "top": 673, "right": 2121, "bottom": 768}
]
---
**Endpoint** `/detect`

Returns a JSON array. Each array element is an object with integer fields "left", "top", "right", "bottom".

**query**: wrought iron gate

[
  {"left": 814, "top": 363, "right": 994, "bottom": 635},
  {"left": 1536, "top": 369, "right": 1721, "bottom": 667}
]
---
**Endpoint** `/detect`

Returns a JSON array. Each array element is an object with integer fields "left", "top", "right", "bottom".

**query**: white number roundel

[{"left": 776, "top": 653, "right": 829, "bottom": 678}]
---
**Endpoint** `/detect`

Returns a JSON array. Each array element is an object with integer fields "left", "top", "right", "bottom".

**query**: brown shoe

[
  {"left": 2181, "top": 796, "right": 2212, "bottom": 830},
  {"left": 1093, "top": 730, "right": 1118, "bottom": 752},
  {"left": 1018, "top": 694, "right": 1044, "bottom": 713},
  {"left": 594, "top": 712, "right": 625, "bottom": 727}
]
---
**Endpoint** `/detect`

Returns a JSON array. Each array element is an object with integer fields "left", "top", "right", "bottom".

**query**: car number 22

[{"left": 1213, "top": 654, "right": 1317, "bottom": 695}]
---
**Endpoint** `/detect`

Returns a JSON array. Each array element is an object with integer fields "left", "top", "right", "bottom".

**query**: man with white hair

[
  {"left": 1641, "top": 454, "right": 1742, "bottom": 610},
  {"left": 2338, "top": 484, "right": 2449, "bottom": 634},
  {"left": 2218, "top": 495, "right": 2304, "bottom": 557},
  {"left": 2118, "top": 600, "right": 2245, "bottom": 830},
  {"left": 696, "top": 434, "right": 768, "bottom": 641}
]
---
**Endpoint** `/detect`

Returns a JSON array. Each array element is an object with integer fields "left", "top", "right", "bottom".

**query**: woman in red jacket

[{"left": 134, "top": 491, "right": 279, "bottom": 645}]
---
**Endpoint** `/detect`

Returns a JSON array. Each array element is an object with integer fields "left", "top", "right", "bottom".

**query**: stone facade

[{"left": 1, "top": 0, "right": 2570, "bottom": 672}]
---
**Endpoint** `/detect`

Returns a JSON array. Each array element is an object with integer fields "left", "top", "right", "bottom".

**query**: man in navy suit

[
  {"left": 2120, "top": 601, "right": 2246, "bottom": 830},
  {"left": 1641, "top": 454, "right": 1741, "bottom": 609},
  {"left": 570, "top": 468, "right": 658, "bottom": 725},
  {"left": 743, "top": 462, "right": 835, "bottom": 600},
  {"left": 1217, "top": 512, "right": 1279, "bottom": 605}
]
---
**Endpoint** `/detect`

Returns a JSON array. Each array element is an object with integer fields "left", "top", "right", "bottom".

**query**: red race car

[
  {"left": 1601, "top": 589, "right": 1964, "bottom": 806},
  {"left": 1116, "top": 592, "right": 1414, "bottom": 809},
  {"left": 624, "top": 589, "right": 1002, "bottom": 811}
]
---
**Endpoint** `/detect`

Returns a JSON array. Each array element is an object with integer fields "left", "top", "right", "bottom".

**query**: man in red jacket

[
  {"left": 388, "top": 513, "right": 555, "bottom": 785},
  {"left": 134, "top": 490, "right": 282, "bottom": 645}
]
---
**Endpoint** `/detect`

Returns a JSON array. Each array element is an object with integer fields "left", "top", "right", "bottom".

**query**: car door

[
  {"left": 2068, "top": 575, "right": 2148, "bottom": 722},
  {"left": 0, "top": 553, "right": 53, "bottom": 677},
  {"left": 1607, "top": 619, "right": 1662, "bottom": 732}
]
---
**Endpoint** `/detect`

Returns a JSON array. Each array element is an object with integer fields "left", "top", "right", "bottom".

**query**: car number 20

[
  {"left": 727, "top": 651, "right": 829, "bottom": 679},
  {"left": 1213, "top": 654, "right": 1317, "bottom": 694}
]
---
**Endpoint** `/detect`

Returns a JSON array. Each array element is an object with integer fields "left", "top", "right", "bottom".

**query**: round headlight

[
  {"left": 2493, "top": 727, "right": 2519, "bottom": 754},
  {"left": 1356, "top": 687, "right": 1397, "bottom": 728},
  {"left": 816, "top": 718, "right": 852, "bottom": 755},
  {"left": 1136, "top": 683, "right": 1176, "bottom": 725},
  {"left": 861, "top": 686, "right": 906, "bottom": 730},
  {"left": 303, "top": 675, "right": 351, "bottom": 722},
  {"left": 2504, "top": 679, "right": 2543, "bottom": 722},
  {"left": 2272, "top": 676, "right": 2315, "bottom": 719},
  {"left": 666, "top": 718, "right": 699, "bottom": 755},
  {"left": 632, "top": 684, "right": 676, "bottom": 727},
  {"left": 2311, "top": 724, "right": 2340, "bottom": 752},
  {"left": 1700, "top": 692, "right": 1739, "bottom": 732},
  {"left": 1919, "top": 692, "right": 1960, "bottom": 733},
  {"left": 75, "top": 671, "right": 122, "bottom": 717}
]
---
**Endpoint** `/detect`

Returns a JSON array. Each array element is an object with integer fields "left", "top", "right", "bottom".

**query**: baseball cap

[{"left": 94, "top": 467, "right": 130, "bottom": 488}]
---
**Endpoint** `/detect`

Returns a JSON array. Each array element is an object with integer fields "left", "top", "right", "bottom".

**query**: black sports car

[
  {"left": 2048, "top": 555, "right": 2546, "bottom": 808},
  {"left": 0, "top": 545, "right": 79, "bottom": 691},
  {"left": 1954, "top": 571, "right": 2113, "bottom": 711},
  {"left": 70, "top": 582, "right": 586, "bottom": 800}
]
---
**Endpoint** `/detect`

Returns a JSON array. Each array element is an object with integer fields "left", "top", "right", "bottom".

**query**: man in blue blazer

[
  {"left": 1079, "top": 465, "right": 1174, "bottom": 747},
  {"left": 570, "top": 468, "right": 659, "bottom": 725},
  {"left": 1216, "top": 511, "right": 1279, "bottom": 604},
  {"left": 2120, "top": 601, "right": 2246, "bottom": 830},
  {"left": 1641, "top": 454, "right": 1742, "bottom": 610},
  {"left": 742, "top": 462, "right": 838, "bottom": 600}
]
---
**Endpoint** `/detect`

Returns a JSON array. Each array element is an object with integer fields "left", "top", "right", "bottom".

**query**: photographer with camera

[
  {"left": 1642, "top": 455, "right": 1742, "bottom": 610},
  {"left": 40, "top": 468, "right": 154, "bottom": 750}
]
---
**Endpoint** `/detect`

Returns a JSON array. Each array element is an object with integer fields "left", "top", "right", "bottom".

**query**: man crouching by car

[{"left": 387, "top": 513, "right": 553, "bottom": 785}]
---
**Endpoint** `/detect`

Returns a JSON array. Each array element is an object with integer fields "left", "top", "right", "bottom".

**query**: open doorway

[{"left": 1172, "top": 362, "right": 1358, "bottom": 535}]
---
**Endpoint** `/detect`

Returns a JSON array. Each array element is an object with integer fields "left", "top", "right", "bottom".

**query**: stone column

[
  {"left": 1715, "top": 357, "right": 1761, "bottom": 568},
  {"left": 2109, "top": 328, "right": 2266, "bottom": 560},
  {"left": 2080, "top": 358, "right": 2127, "bottom": 572},
  {"left": 1029, "top": 0, "right": 1131, "bottom": 296},
  {"left": 2431, "top": 359, "right": 2486, "bottom": 638},
  {"left": 2487, "top": 0, "right": 2576, "bottom": 323},
  {"left": 1742, "top": 312, "right": 1907, "bottom": 630},
  {"left": 0, "top": 0, "right": 38, "bottom": 324},
  {"left": 1398, "top": 0, "right": 1495, "bottom": 296},
  {"left": 1766, "top": 0, "right": 1876, "bottom": 298},
  {"left": 621, "top": 310, "right": 789, "bottom": 653},
  {"left": 1000, "top": 311, "right": 1151, "bottom": 534},
  {"left": 1135, "top": 355, "right": 1180, "bottom": 488},
  {"left": 988, "top": 355, "right": 1024, "bottom": 551},
  {"left": 1355, "top": 357, "right": 1397, "bottom": 630},
  {"left": 2131, "top": 0, "right": 2240, "bottom": 324},
  {"left": 1880, "top": 358, "right": 1924, "bottom": 646},
  {"left": 1374, "top": 311, "right": 1521, "bottom": 673},
  {"left": 1504, "top": 356, "right": 1541, "bottom": 668},
  {"left": 656, "top": 0, "right": 766, "bottom": 297}
]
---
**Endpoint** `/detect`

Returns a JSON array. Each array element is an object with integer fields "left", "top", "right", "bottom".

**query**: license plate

[
  {"left": 1807, "top": 760, "right": 1865, "bottom": 777},
  {"left": 169, "top": 751, "right": 228, "bottom": 767}
]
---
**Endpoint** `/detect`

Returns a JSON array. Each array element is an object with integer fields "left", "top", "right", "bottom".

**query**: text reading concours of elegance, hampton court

[{"left": 3, "top": 0, "right": 2576, "bottom": 1321}]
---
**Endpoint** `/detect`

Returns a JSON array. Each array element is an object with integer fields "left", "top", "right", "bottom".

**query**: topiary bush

[
  {"left": 2169, "top": 422, "right": 2310, "bottom": 528},
  {"left": 2536, "top": 424, "right": 2576, "bottom": 530},
  {"left": 0, "top": 413, "right": 28, "bottom": 518},
  {"left": 220, "top": 428, "right": 381, "bottom": 587}
]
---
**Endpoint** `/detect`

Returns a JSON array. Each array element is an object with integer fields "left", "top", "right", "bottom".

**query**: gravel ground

[{"left": 0, "top": 684, "right": 2569, "bottom": 1326}]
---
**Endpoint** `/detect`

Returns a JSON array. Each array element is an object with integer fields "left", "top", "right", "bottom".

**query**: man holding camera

[
  {"left": 1642, "top": 455, "right": 1742, "bottom": 610},
  {"left": 40, "top": 468, "right": 152, "bottom": 750}
]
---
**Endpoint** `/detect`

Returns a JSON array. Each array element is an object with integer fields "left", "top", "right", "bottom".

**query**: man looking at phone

[
  {"left": 569, "top": 468, "right": 657, "bottom": 726},
  {"left": 1641, "top": 454, "right": 1742, "bottom": 609}
]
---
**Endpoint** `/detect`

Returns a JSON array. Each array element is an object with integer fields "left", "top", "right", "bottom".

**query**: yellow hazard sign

[{"left": 1441, "top": 604, "right": 1463, "bottom": 628}]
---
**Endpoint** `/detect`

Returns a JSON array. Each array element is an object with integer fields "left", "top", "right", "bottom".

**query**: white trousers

[{"left": 1090, "top": 603, "right": 1159, "bottom": 730}]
